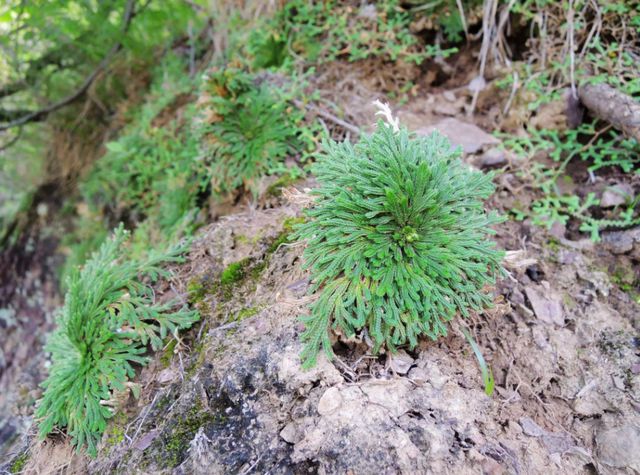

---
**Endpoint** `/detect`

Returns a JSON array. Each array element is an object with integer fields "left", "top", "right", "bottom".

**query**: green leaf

[{"left": 461, "top": 326, "right": 495, "bottom": 397}]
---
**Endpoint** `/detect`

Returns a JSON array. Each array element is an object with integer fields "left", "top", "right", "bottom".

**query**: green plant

[
  {"left": 81, "top": 56, "right": 203, "bottom": 222},
  {"left": 407, "top": 0, "right": 484, "bottom": 42},
  {"left": 293, "top": 120, "right": 504, "bottom": 368},
  {"left": 36, "top": 225, "right": 199, "bottom": 456},
  {"left": 61, "top": 55, "right": 205, "bottom": 280},
  {"left": 247, "top": 0, "right": 457, "bottom": 70},
  {"left": 201, "top": 68, "right": 312, "bottom": 197},
  {"left": 499, "top": 0, "right": 640, "bottom": 240},
  {"left": 501, "top": 125, "right": 640, "bottom": 240}
]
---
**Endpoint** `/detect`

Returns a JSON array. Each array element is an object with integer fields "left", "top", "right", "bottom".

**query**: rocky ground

[{"left": 2, "top": 80, "right": 640, "bottom": 474}]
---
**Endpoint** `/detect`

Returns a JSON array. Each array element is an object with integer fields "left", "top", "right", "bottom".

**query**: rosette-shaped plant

[
  {"left": 36, "top": 226, "right": 199, "bottom": 455},
  {"left": 294, "top": 120, "right": 504, "bottom": 368}
]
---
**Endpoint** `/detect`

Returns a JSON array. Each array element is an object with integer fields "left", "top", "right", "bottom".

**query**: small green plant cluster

[
  {"left": 247, "top": 0, "right": 456, "bottom": 70},
  {"left": 36, "top": 225, "right": 199, "bottom": 455},
  {"left": 502, "top": 126, "right": 639, "bottom": 240},
  {"left": 293, "top": 122, "right": 504, "bottom": 368},
  {"left": 81, "top": 55, "right": 203, "bottom": 229},
  {"left": 61, "top": 55, "right": 205, "bottom": 280},
  {"left": 407, "top": 0, "right": 484, "bottom": 42},
  {"left": 500, "top": 0, "right": 640, "bottom": 239},
  {"left": 201, "top": 68, "right": 313, "bottom": 197}
]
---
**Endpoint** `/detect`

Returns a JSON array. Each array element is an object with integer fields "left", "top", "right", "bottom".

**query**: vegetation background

[{"left": 0, "top": 0, "right": 639, "bottom": 473}]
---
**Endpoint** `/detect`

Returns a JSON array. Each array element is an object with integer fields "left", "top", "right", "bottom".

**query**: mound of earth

[{"left": 13, "top": 191, "right": 635, "bottom": 474}]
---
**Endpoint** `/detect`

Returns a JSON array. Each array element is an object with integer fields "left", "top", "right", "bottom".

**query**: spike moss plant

[
  {"left": 36, "top": 226, "right": 199, "bottom": 455},
  {"left": 293, "top": 122, "right": 504, "bottom": 368}
]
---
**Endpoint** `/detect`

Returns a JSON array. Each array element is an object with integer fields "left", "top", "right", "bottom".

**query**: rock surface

[
  {"left": 415, "top": 118, "right": 500, "bottom": 154},
  {"left": 8, "top": 204, "right": 640, "bottom": 475},
  {"left": 600, "top": 184, "right": 634, "bottom": 208}
]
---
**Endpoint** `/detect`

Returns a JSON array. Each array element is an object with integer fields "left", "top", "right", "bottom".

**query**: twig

[
  {"left": 188, "top": 19, "right": 196, "bottom": 78},
  {"left": 502, "top": 71, "right": 520, "bottom": 116},
  {"left": 239, "top": 449, "right": 266, "bottom": 475},
  {"left": 292, "top": 99, "right": 360, "bottom": 136},
  {"left": 0, "top": 126, "right": 23, "bottom": 152},
  {"left": 129, "top": 392, "right": 160, "bottom": 447},
  {"left": 0, "top": 0, "right": 137, "bottom": 132},
  {"left": 567, "top": 0, "right": 577, "bottom": 99},
  {"left": 455, "top": 0, "right": 469, "bottom": 40}
]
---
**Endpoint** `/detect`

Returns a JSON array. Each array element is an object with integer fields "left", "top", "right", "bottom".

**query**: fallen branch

[
  {"left": 0, "top": 127, "right": 23, "bottom": 152},
  {"left": 0, "top": 0, "right": 137, "bottom": 132},
  {"left": 578, "top": 82, "right": 640, "bottom": 142},
  {"left": 292, "top": 99, "right": 360, "bottom": 136}
]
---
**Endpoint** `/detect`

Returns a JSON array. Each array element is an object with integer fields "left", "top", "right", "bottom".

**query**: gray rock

[
  {"left": 520, "top": 417, "right": 546, "bottom": 437},
  {"left": 317, "top": 387, "right": 342, "bottom": 415},
  {"left": 602, "top": 228, "right": 640, "bottom": 255},
  {"left": 597, "top": 424, "right": 640, "bottom": 471},
  {"left": 387, "top": 350, "right": 414, "bottom": 375},
  {"left": 415, "top": 118, "right": 499, "bottom": 154},
  {"left": 524, "top": 285, "right": 564, "bottom": 325},
  {"left": 600, "top": 184, "right": 634, "bottom": 208},
  {"left": 477, "top": 148, "right": 507, "bottom": 168},
  {"left": 279, "top": 422, "right": 300, "bottom": 444},
  {"left": 134, "top": 429, "right": 160, "bottom": 451}
]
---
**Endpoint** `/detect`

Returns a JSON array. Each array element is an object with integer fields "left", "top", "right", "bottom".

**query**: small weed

[
  {"left": 220, "top": 260, "right": 248, "bottom": 286},
  {"left": 160, "top": 339, "right": 179, "bottom": 368},
  {"left": 9, "top": 452, "right": 29, "bottom": 474},
  {"left": 200, "top": 67, "right": 313, "bottom": 198},
  {"left": 232, "top": 307, "right": 261, "bottom": 322},
  {"left": 293, "top": 117, "right": 503, "bottom": 368},
  {"left": 36, "top": 226, "right": 199, "bottom": 456},
  {"left": 500, "top": 2, "right": 640, "bottom": 240},
  {"left": 247, "top": 0, "right": 458, "bottom": 68}
]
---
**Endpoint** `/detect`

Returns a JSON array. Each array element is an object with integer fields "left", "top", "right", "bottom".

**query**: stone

[
  {"left": 602, "top": 228, "right": 640, "bottom": 255},
  {"left": 317, "top": 387, "right": 342, "bottom": 415},
  {"left": 519, "top": 417, "right": 546, "bottom": 437},
  {"left": 541, "top": 433, "right": 574, "bottom": 455},
  {"left": 407, "top": 367, "right": 428, "bottom": 385},
  {"left": 468, "top": 75, "right": 487, "bottom": 92},
  {"left": 524, "top": 285, "right": 564, "bottom": 325},
  {"left": 596, "top": 424, "right": 640, "bottom": 471},
  {"left": 134, "top": 429, "right": 160, "bottom": 451},
  {"left": 415, "top": 118, "right": 499, "bottom": 154},
  {"left": 387, "top": 350, "right": 414, "bottom": 375},
  {"left": 477, "top": 148, "right": 507, "bottom": 168},
  {"left": 434, "top": 101, "right": 461, "bottom": 116},
  {"left": 279, "top": 422, "right": 299, "bottom": 444},
  {"left": 600, "top": 184, "right": 634, "bottom": 208}
]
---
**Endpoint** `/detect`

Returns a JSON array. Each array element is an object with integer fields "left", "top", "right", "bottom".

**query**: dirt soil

[
  {"left": 3, "top": 67, "right": 640, "bottom": 475},
  {"left": 78, "top": 186, "right": 638, "bottom": 475}
]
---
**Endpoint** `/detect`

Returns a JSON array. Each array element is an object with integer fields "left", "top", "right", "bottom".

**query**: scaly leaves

[
  {"left": 36, "top": 225, "right": 199, "bottom": 456},
  {"left": 293, "top": 123, "right": 504, "bottom": 368},
  {"left": 201, "top": 68, "right": 311, "bottom": 197}
]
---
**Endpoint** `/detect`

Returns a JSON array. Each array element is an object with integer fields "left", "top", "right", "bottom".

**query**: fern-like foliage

[
  {"left": 293, "top": 123, "right": 504, "bottom": 368},
  {"left": 36, "top": 225, "right": 199, "bottom": 455},
  {"left": 202, "top": 68, "right": 309, "bottom": 197}
]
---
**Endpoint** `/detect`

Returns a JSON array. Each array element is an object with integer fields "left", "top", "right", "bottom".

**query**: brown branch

[
  {"left": 0, "top": 127, "right": 23, "bottom": 152},
  {"left": 0, "top": 49, "right": 72, "bottom": 99},
  {"left": 578, "top": 82, "right": 640, "bottom": 142},
  {"left": 292, "top": 99, "right": 361, "bottom": 136},
  {"left": 0, "top": 0, "right": 137, "bottom": 132},
  {"left": 0, "top": 108, "right": 45, "bottom": 122}
]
